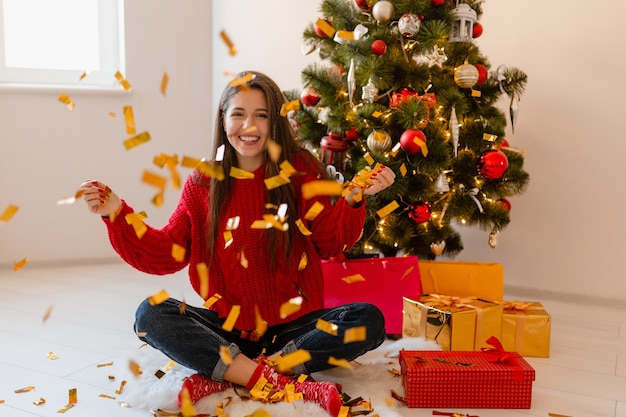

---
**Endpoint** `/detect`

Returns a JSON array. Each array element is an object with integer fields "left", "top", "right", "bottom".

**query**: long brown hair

[{"left": 205, "top": 71, "right": 319, "bottom": 270}]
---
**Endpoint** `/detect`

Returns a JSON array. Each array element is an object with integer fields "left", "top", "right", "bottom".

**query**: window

[{"left": 0, "top": 0, "right": 124, "bottom": 89}]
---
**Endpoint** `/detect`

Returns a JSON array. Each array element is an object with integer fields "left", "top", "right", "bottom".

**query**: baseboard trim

[{"left": 505, "top": 284, "right": 626, "bottom": 308}]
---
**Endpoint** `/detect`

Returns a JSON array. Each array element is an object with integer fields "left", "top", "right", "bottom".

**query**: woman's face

[{"left": 223, "top": 88, "right": 270, "bottom": 171}]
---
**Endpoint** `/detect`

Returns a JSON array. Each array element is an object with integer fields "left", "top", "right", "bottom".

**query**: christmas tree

[{"left": 285, "top": 0, "right": 529, "bottom": 260}]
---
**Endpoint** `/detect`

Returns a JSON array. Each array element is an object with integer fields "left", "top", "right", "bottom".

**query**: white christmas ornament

[
  {"left": 362, "top": 78, "right": 379, "bottom": 103},
  {"left": 348, "top": 59, "right": 356, "bottom": 106},
  {"left": 372, "top": 0, "right": 394, "bottom": 23},
  {"left": 449, "top": 105, "right": 459, "bottom": 156},
  {"left": 430, "top": 241, "right": 446, "bottom": 255},
  {"left": 398, "top": 13, "right": 421, "bottom": 37},
  {"left": 433, "top": 172, "right": 450, "bottom": 193},
  {"left": 449, "top": 3, "right": 477, "bottom": 42}
]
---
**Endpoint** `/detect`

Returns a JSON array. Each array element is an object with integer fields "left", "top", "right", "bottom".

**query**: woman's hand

[
  {"left": 80, "top": 180, "right": 122, "bottom": 218},
  {"left": 344, "top": 165, "right": 396, "bottom": 207}
]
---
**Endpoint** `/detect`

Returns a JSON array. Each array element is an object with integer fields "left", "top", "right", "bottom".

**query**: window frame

[{"left": 0, "top": 0, "right": 125, "bottom": 91}]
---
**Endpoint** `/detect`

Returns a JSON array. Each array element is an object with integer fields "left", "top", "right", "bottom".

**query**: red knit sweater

[{"left": 103, "top": 151, "right": 366, "bottom": 330}]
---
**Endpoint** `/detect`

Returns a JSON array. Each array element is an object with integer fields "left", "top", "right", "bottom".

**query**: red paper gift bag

[{"left": 322, "top": 256, "right": 421, "bottom": 334}]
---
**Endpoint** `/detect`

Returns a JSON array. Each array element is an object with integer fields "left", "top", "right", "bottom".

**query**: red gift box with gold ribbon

[{"left": 399, "top": 336, "right": 535, "bottom": 408}]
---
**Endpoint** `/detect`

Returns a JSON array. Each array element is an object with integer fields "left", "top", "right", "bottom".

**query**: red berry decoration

[
  {"left": 477, "top": 149, "right": 509, "bottom": 179},
  {"left": 345, "top": 127, "right": 359, "bottom": 141},
  {"left": 498, "top": 198, "right": 511, "bottom": 212},
  {"left": 355, "top": 0, "right": 372, "bottom": 11},
  {"left": 400, "top": 129, "right": 427, "bottom": 155},
  {"left": 472, "top": 22, "right": 483, "bottom": 38},
  {"left": 371, "top": 39, "right": 387, "bottom": 56},
  {"left": 475, "top": 63, "right": 488, "bottom": 85},
  {"left": 431, "top": 0, "right": 445, "bottom": 5},
  {"left": 314, "top": 19, "right": 332, "bottom": 37},
  {"left": 408, "top": 201, "right": 432, "bottom": 224},
  {"left": 389, "top": 87, "right": 419, "bottom": 109},
  {"left": 300, "top": 85, "right": 321, "bottom": 107}
]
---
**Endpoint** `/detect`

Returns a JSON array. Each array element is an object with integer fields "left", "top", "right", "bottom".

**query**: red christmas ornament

[
  {"left": 389, "top": 87, "right": 419, "bottom": 109},
  {"left": 477, "top": 149, "right": 509, "bottom": 179},
  {"left": 408, "top": 201, "right": 432, "bottom": 224},
  {"left": 300, "top": 85, "right": 321, "bottom": 107},
  {"left": 320, "top": 132, "right": 349, "bottom": 171},
  {"left": 371, "top": 39, "right": 387, "bottom": 56},
  {"left": 475, "top": 63, "right": 488, "bottom": 85},
  {"left": 472, "top": 22, "right": 483, "bottom": 38},
  {"left": 400, "top": 129, "right": 427, "bottom": 155},
  {"left": 498, "top": 198, "right": 512, "bottom": 212},
  {"left": 431, "top": 0, "right": 445, "bottom": 5},
  {"left": 314, "top": 19, "right": 332, "bottom": 37},
  {"left": 344, "top": 127, "right": 359, "bottom": 141},
  {"left": 355, "top": 0, "right": 372, "bottom": 11}
]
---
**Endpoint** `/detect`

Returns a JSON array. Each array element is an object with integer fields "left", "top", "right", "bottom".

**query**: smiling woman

[{"left": 0, "top": 0, "right": 125, "bottom": 89}]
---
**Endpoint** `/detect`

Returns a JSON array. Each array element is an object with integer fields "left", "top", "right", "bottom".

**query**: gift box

[
  {"left": 402, "top": 294, "right": 502, "bottom": 351},
  {"left": 399, "top": 337, "right": 535, "bottom": 408},
  {"left": 322, "top": 256, "right": 421, "bottom": 334},
  {"left": 418, "top": 260, "right": 504, "bottom": 301},
  {"left": 501, "top": 300, "right": 551, "bottom": 357}
]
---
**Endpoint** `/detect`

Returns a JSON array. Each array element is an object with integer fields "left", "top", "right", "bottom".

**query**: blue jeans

[{"left": 134, "top": 298, "right": 385, "bottom": 382}]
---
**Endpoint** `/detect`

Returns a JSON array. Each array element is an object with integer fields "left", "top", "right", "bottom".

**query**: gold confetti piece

[
  {"left": 0, "top": 204, "right": 19, "bottom": 222},
  {"left": 315, "top": 18, "right": 336, "bottom": 37},
  {"left": 219, "top": 345, "right": 233, "bottom": 365},
  {"left": 280, "top": 100, "right": 300, "bottom": 117},
  {"left": 148, "top": 289, "right": 170, "bottom": 306},
  {"left": 483, "top": 133, "right": 498, "bottom": 141},
  {"left": 58, "top": 93, "right": 75, "bottom": 111},
  {"left": 279, "top": 296, "right": 303, "bottom": 319},
  {"left": 274, "top": 349, "right": 311, "bottom": 373},
  {"left": 304, "top": 201, "right": 324, "bottom": 220},
  {"left": 338, "top": 406, "right": 350, "bottom": 417},
  {"left": 226, "top": 216, "right": 240, "bottom": 230},
  {"left": 57, "top": 189, "right": 85, "bottom": 205},
  {"left": 219, "top": 30, "right": 238, "bottom": 56},
  {"left": 142, "top": 170, "right": 167, "bottom": 190},
  {"left": 203, "top": 293, "right": 222, "bottom": 309},
  {"left": 342, "top": 274, "right": 365, "bottom": 283},
  {"left": 0, "top": 400, "right": 4, "bottom": 404},
  {"left": 108, "top": 111, "right": 117, "bottom": 117},
  {"left": 255, "top": 305, "right": 268, "bottom": 337},
  {"left": 114, "top": 70, "right": 132, "bottom": 91},
  {"left": 129, "top": 360, "right": 142, "bottom": 377},
  {"left": 119, "top": 401, "right": 131, "bottom": 408},
  {"left": 471, "top": 88, "right": 482, "bottom": 97},
  {"left": 123, "top": 131, "right": 151, "bottom": 150},
  {"left": 297, "top": 252, "right": 308, "bottom": 271},
  {"left": 172, "top": 243, "right": 186, "bottom": 262},
  {"left": 115, "top": 380, "right": 127, "bottom": 395},
  {"left": 399, "top": 163, "right": 407, "bottom": 177},
  {"left": 328, "top": 356, "right": 353, "bottom": 369},
  {"left": 401, "top": 265, "right": 414, "bottom": 280},
  {"left": 97, "top": 361, "right": 113, "bottom": 367},
  {"left": 57, "top": 388, "right": 78, "bottom": 413},
  {"left": 15, "top": 386, "right": 35, "bottom": 393},
  {"left": 229, "top": 73, "right": 256, "bottom": 89},
  {"left": 239, "top": 250, "right": 249, "bottom": 268},
  {"left": 316, "top": 319, "right": 338, "bottom": 336},
  {"left": 264, "top": 174, "right": 291, "bottom": 190},
  {"left": 99, "top": 394, "right": 115, "bottom": 400},
  {"left": 267, "top": 139, "right": 282, "bottom": 162},
  {"left": 196, "top": 262, "right": 209, "bottom": 299},
  {"left": 548, "top": 414, "right": 572, "bottom": 417},
  {"left": 279, "top": 160, "right": 298, "bottom": 177},
  {"left": 336, "top": 30, "right": 355, "bottom": 40},
  {"left": 33, "top": 397, "right": 46, "bottom": 406},
  {"left": 223, "top": 230, "right": 234, "bottom": 248},
  {"left": 108, "top": 375, "right": 115, "bottom": 380},
  {"left": 79, "top": 72, "right": 87, "bottom": 80},
  {"left": 229, "top": 166, "right": 255, "bottom": 179},
  {"left": 344, "top": 326, "right": 367, "bottom": 343},
  {"left": 47, "top": 352, "right": 59, "bottom": 360},
  {"left": 297, "top": 374, "right": 308, "bottom": 383},
  {"left": 13, "top": 258, "right": 28, "bottom": 271},
  {"left": 179, "top": 387, "right": 198, "bottom": 417},
  {"left": 160, "top": 72, "right": 169, "bottom": 96},
  {"left": 385, "top": 398, "right": 395, "bottom": 406},
  {"left": 302, "top": 180, "right": 343, "bottom": 200},
  {"left": 155, "top": 360, "right": 176, "bottom": 379},
  {"left": 376, "top": 200, "right": 400, "bottom": 218},
  {"left": 247, "top": 409, "right": 270, "bottom": 417},
  {"left": 42, "top": 305, "right": 53, "bottom": 323},
  {"left": 123, "top": 106, "right": 136, "bottom": 135},
  {"left": 179, "top": 300, "right": 187, "bottom": 314},
  {"left": 222, "top": 305, "right": 240, "bottom": 332},
  {"left": 136, "top": 332, "right": 147, "bottom": 338},
  {"left": 364, "top": 152, "right": 375, "bottom": 165}
]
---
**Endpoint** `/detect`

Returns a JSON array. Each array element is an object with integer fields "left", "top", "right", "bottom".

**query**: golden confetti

[
  {"left": 315, "top": 18, "right": 336, "bottom": 37},
  {"left": 125, "top": 212, "right": 148, "bottom": 239},
  {"left": 471, "top": 89, "right": 482, "bottom": 97},
  {"left": 129, "top": 360, "right": 143, "bottom": 377},
  {"left": 179, "top": 387, "right": 198, "bottom": 417},
  {"left": 250, "top": 219, "right": 272, "bottom": 229},
  {"left": 99, "top": 394, "right": 116, "bottom": 400},
  {"left": 97, "top": 361, "right": 113, "bottom": 367},
  {"left": 219, "top": 30, "right": 238, "bottom": 56},
  {"left": 376, "top": 200, "right": 400, "bottom": 218},
  {"left": 335, "top": 30, "right": 355, "bottom": 40},
  {"left": 342, "top": 274, "right": 365, "bottom": 284},
  {"left": 114, "top": 70, "right": 132, "bottom": 91},
  {"left": 279, "top": 296, "right": 303, "bottom": 319},
  {"left": 219, "top": 345, "right": 233, "bottom": 365},
  {"left": 57, "top": 388, "right": 77, "bottom": 413},
  {"left": 119, "top": 401, "right": 131, "bottom": 408},
  {"left": 123, "top": 131, "right": 152, "bottom": 150},
  {"left": 42, "top": 305, "right": 53, "bottom": 322},
  {"left": 280, "top": 100, "right": 300, "bottom": 117},
  {"left": 222, "top": 305, "right": 240, "bottom": 332},
  {"left": 401, "top": 265, "right": 414, "bottom": 280},
  {"left": 203, "top": 293, "right": 222, "bottom": 309},
  {"left": 273, "top": 349, "right": 311, "bottom": 373},
  {"left": 155, "top": 360, "right": 176, "bottom": 379},
  {"left": 364, "top": 152, "right": 375, "bottom": 165},
  {"left": 0, "top": 204, "right": 19, "bottom": 222},
  {"left": 196, "top": 262, "right": 209, "bottom": 299},
  {"left": 230, "top": 167, "right": 255, "bottom": 179},
  {"left": 223, "top": 230, "right": 234, "bottom": 248},
  {"left": 344, "top": 326, "right": 367, "bottom": 343},
  {"left": 483, "top": 133, "right": 498, "bottom": 141},
  {"left": 298, "top": 252, "right": 308, "bottom": 271},
  {"left": 14, "top": 386, "right": 35, "bottom": 393},
  {"left": 316, "top": 319, "right": 338, "bottom": 336},
  {"left": 239, "top": 250, "right": 249, "bottom": 268},
  {"left": 13, "top": 258, "right": 28, "bottom": 271},
  {"left": 338, "top": 406, "right": 351, "bottom": 417},
  {"left": 548, "top": 414, "right": 572, "bottom": 417},
  {"left": 179, "top": 300, "right": 187, "bottom": 314},
  {"left": 33, "top": 397, "right": 46, "bottom": 406},
  {"left": 160, "top": 72, "right": 169, "bottom": 96},
  {"left": 267, "top": 139, "right": 282, "bottom": 162},
  {"left": 58, "top": 93, "right": 75, "bottom": 111},
  {"left": 229, "top": 73, "right": 255, "bottom": 88},
  {"left": 171, "top": 243, "right": 185, "bottom": 262},
  {"left": 147, "top": 289, "right": 170, "bottom": 306},
  {"left": 108, "top": 111, "right": 117, "bottom": 117},
  {"left": 46, "top": 352, "right": 59, "bottom": 360},
  {"left": 142, "top": 170, "right": 167, "bottom": 190},
  {"left": 247, "top": 409, "right": 270, "bottom": 417},
  {"left": 328, "top": 356, "right": 353, "bottom": 369},
  {"left": 115, "top": 380, "right": 127, "bottom": 395},
  {"left": 57, "top": 188, "right": 85, "bottom": 205},
  {"left": 108, "top": 376, "right": 116, "bottom": 380},
  {"left": 399, "top": 163, "right": 407, "bottom": 177},
  {"left": 264, "top": 174, "right": 291, "bottom": 190},
  {"left": 255, "top": 305, "right": 268, "bottom": 337},
  {"left": 79, "top": 71, "right": 88, "bottom": 80},
  {"left": 302, "top": 180, "right": 343, "bottom": 200},
  {"left": 123, "top": 106, "right": 136, "bottom": 135},
  {"left": 304, "top": 201, "right": 324, "bottom": 220}
]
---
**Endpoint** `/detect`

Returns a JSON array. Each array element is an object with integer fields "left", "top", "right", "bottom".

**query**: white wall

[{"left": 2, "top": 0, "right": 625, "bottom": 303}]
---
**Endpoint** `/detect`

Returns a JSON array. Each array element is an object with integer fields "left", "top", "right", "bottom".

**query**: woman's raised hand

[{"left": 80, "top": 180, "right": 122, "bottom": 217}]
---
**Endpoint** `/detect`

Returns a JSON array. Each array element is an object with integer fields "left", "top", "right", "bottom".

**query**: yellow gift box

[
  {"left": 402, "top": 294, "right": 503, "bottom": 351},
  {"left": 418, "top": 261, "right": 504, "bottom": 301},
  {"left": 501, "top": 301, "right": 551, "bottom": 357}
]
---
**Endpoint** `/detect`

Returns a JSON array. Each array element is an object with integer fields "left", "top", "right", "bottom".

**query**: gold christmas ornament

[
  {"left": 372, "top": 0, "right": 394, "bottom": 23},
  {"left": 367, "top": 130, "right": 392, "bottom": 153},
  {"left": 430, "top": 241, "right": 446, "bottom": 255},
  {"left": 454, "top": 63, "right": 479, "bottom": 88}
]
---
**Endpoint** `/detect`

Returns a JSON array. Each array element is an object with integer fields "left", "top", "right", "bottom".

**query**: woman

[{"left": 81, "top": 71, "right": 395, "bottom": 417}]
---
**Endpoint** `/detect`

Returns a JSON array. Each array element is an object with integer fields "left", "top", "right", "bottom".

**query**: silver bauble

[
  {"left": 367, "top": 130, "right": 392, "bottom": 153},
  {"left": 372, "top": 0, "right": 394, "bottom": 23}
]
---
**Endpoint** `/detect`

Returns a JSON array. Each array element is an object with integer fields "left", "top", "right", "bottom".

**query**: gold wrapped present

[
  {"left": 501, "top": 300, "right": 551, "bottom": 357},
  {"left": 418, "top": 260, "right": 504, "bottom": 301},
  {"left": 402, "top": 294, "right": 503, "bottom": 351}
]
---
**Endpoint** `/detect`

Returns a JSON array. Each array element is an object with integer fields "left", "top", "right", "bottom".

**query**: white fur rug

[{"left": 119, "top": 338, "right": 440, "bottom": 416}]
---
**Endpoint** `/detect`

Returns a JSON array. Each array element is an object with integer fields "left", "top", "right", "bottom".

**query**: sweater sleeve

[{"left": 102, "top": 175, "right": 202, "bottom": 275}]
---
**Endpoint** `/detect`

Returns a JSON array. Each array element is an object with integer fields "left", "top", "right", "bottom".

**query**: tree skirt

[{"left": 119, "top": 338, "right": 440, "bottom": 417}]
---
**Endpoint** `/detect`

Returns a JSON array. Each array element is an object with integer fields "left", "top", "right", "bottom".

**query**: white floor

[{"left": 1, "top": 260, "right": 625, "bottom": 417}]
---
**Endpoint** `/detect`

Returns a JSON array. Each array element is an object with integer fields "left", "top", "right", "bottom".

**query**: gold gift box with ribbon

[
  {"left": 418, "top": 261, "right": 505, "bottom": 301},
  {"left": 402, "top": 294, "right": 503, "bottom": 351},
  {"left": 500, "top": 301, "right": 551, "bottom": 357}
]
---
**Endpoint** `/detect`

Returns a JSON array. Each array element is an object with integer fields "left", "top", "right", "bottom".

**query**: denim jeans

[{"left": 134, "top": 298, "right": 385, "bottom": 382}]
